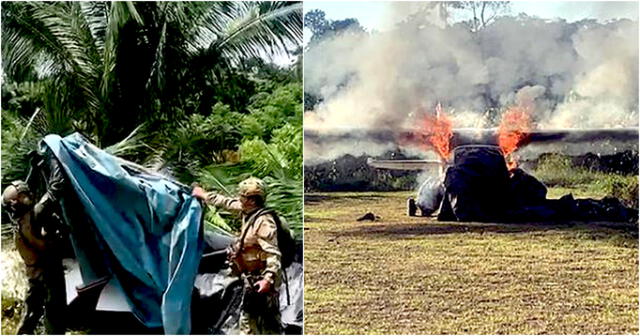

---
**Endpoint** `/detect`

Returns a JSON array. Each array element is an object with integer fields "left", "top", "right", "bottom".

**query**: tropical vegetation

[{"left": 1, "top": 1, "right": 303, "bottom": 237}]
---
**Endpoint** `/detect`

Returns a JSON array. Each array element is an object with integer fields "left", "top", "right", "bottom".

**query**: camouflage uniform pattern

[
  {"left": 5, "top": 152, "right": 68, "bottom": 334},
  {"left": 205, "top": 193, "right": 282, "bottom": 334},
  {"left": 13, "top": 204, "right": 66, "bottom": 335}
]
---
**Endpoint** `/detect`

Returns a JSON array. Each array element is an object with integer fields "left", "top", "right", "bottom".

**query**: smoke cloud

[{"left": 305, "top": 4, "right": 638, "bottom": 161}]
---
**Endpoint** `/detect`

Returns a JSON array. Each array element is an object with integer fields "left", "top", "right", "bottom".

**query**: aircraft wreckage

[{"left": 304, "top": 124, "right": 639, "bottom": 223}]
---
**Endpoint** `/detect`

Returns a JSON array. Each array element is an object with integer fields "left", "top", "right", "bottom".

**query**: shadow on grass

[
  {"left": 304, "top": 216, "right": 339, "bottom": 223},
  {"left": 305, "top": 194, "right": 388, "bottom": 205},
  {"left": 339, "top": 221, "right": 638, "bottom": 241}
]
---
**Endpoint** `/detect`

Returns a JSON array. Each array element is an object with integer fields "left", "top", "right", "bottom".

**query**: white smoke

[
  {"left": 303, "top": 138, "right": 396, "bottom": 165},
  {"left": 305, "top": 5, "right": 638, "bottom": 160}
]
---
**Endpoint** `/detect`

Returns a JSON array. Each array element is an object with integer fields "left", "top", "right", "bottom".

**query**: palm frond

[
  {"left": 104, "top": 124, "right": 147, "bottom": 157},
  {"left": 204, "top": 207, "right": 236, "bottom": 235},
  {"left": 78, "top": 2, "right": 109, "bottom": 53},
  {"left": 2, "top": 2, "right": 304, "bottom": 239},
  {"left": 2, "top": 2, "right": 104, "bottom": 127},
  {"left": 207, "top": 2, "right": 302, "bottom": 64}
]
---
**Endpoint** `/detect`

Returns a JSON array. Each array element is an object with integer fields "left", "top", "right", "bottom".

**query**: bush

[
  {"left": 599, "top": 175, "right": 639, "bottom": 208},
  {"left": 534, "top": 154, "right": 596, "bottom": 187},
  {"left": 534, "top": 153, "right": 639, "bottom": 208},
  {"left": 241, "top": 83, "right": 302, "bottom": 141}
]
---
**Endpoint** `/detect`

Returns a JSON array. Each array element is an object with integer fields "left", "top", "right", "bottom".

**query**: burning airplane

[{"left": 304, "top": 104, "right": 639, "bottom": 223}]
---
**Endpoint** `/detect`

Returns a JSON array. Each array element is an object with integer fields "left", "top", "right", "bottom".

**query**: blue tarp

[{"left": 42, "top": 133, "right": 204, "bottom": 334}]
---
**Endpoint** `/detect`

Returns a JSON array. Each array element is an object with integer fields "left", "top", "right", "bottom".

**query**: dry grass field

[{"left": 304, "top": 190, "right": 638, "bottom": 334}]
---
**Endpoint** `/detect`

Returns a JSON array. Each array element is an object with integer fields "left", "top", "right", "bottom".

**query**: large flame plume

[
  {"left": 414, "top": 103, "right": 453, "bottom": 161},
  {"left": 498, "top": 105, "right": 532, "bottom": 170}
]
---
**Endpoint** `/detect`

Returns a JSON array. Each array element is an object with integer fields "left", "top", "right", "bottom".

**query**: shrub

[
  {"left": 599, "top": 175, "right": 639, "bottom": 208},
  {"left": 534, "top": 154, "right": 595, "bottom": 187}
]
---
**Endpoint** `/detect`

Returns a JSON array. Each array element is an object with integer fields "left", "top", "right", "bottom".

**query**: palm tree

[
  {"left": 2, "top": 2, "right": 304, "bottom": 240},
  {"left": 1, "top": 1, "right": 303, "bottom": 145}
]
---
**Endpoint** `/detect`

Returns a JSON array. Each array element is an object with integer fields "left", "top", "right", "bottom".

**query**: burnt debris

[{"left": 434, "top": 146, "right": 638, "bottom": 223}]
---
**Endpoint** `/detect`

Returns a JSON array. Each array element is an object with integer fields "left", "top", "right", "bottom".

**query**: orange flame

[
  {"left": 498, "top": 105, "right": 532, "bottom": 170},
  {"left": 415, "top": 103, "right": 453, "bottom": 161}
]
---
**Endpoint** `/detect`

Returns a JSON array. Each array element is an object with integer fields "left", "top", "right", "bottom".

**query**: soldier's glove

[{"left": 253, "top": 279, "right": 272, "bottom": 293}]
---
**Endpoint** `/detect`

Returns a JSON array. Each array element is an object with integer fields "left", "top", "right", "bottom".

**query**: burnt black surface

[
  {"left": 438, "top": 147, "right": 638, "bottom": 223},
  {"left": 509, "top": 168, "right": 547, "bottom": 206},
  {"left": 443, "top": 146, "right": 510, "bottom": 222}
]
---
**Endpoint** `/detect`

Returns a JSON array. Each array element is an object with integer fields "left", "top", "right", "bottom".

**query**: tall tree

[
  {"left": 447, "top": 1, "right": 511, "bottom": 32},
  {"left": 304, "top": 9, "right": 364, "bottom": 45}
]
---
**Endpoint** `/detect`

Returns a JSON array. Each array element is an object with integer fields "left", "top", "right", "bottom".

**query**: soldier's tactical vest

[{"left": 234, "top": 208, "right": 295, "bottom": 274}]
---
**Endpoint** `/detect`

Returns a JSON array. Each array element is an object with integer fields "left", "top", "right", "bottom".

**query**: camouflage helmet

[
  {"left": 2, "top": 180, "right": 31, "bottom": 205},
  {"left": 238, "top": 177, "right": 266, "bottom": 198}
]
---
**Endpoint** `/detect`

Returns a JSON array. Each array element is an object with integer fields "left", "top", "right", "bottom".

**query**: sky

[{"left": 303, "top": 1, "right": 639, "bottom": 42}]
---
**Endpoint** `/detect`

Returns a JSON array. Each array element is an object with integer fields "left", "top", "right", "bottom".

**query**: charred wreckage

[
  {"left": 305, "top": 106, "right": 639, "bottom": 224},
  {"left": 408, "top": 144, "right": 638, "bottom": 223}
]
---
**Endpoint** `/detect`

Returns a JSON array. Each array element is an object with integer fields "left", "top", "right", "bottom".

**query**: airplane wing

[
  {"left": 305, "top": 127, "right": 639, "bottom": 147},
  {"left": 309, "top": 128, "right": 638, "bottom": 171},
  {"left": 366, "top": 158, "right": 441, "bottom": 170}
]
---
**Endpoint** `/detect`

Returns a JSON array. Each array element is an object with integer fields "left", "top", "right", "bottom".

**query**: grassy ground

[
  {"left": 1, "top": 243, "right": 28, "bottom": 335},
  {"left": 304, "top": 190, "right": 638, "bottom": 334},
  {"left": 1, "top": 240, "right": 89, "bottom": 335}
]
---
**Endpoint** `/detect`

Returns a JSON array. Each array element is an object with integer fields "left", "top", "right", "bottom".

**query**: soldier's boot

[{"left": 407, "top": 198, "right": 417, "bottom": 217}]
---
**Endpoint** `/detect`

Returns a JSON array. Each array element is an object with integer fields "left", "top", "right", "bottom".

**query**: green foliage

[
  {"left": 271, "top": 124, "right": 303, "bottom": 177},
  {"left": 170, "top": 81, "right": 303, "bottom": 238},
  {"left": 599, "top": 175, "right": 639, "bottom": 209},
  {"left": 155, "top": 104, "right": 243, "bottom": 170},
  {"left": 534, "top": 154, "right": 595, "bottom": 187},
  {"left": 534, "top": 154, "right": 639, "bottom": 207},
  {"left": 1, "top": 81, "right": 45, "bottom": 117},
  {"left": 203, "top": 206, "right": 237, "bottom": 235},
  {"left": 304, "top": 9, "right": 365, "bottom": 45},
  {"left": 196, "top": 121, "right": 303, "bottom": 238},
  {"left": 1, "top": 111, "right": 42, "bottom": 186},
  {"left": 2, "top": 1, "right": 302, "bottom": 146},
  {"left": 197, "top": 167, "right": 303, "bottom": 238},
  {"left": 1, "top": 1, "right": 303, "bottom": 242},
  {"left": 145, "top": 82, "right": 302, "bottom": 183},
  {"left": 242, "top": 83, "right": 302, "bottom": 141},
  {"left": 238, "top": 125, "right": 302, "bottom": 178}
]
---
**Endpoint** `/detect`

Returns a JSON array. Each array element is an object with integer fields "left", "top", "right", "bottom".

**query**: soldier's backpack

[{"left": 253, "top": 208, "right": 296, "bottom": 269}]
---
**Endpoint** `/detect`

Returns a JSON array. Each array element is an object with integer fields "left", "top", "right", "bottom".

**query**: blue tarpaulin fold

[{"left": 42, "top": 133, "right": 203, "bottom": 334}]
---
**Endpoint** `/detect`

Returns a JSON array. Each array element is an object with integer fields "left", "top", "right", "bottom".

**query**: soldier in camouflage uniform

[
  {"left": 192, "top": 177, "right": 282, "bottom": 334},
  {"left": 3, "top": 180, "right": 66, "bottom": 335}
]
